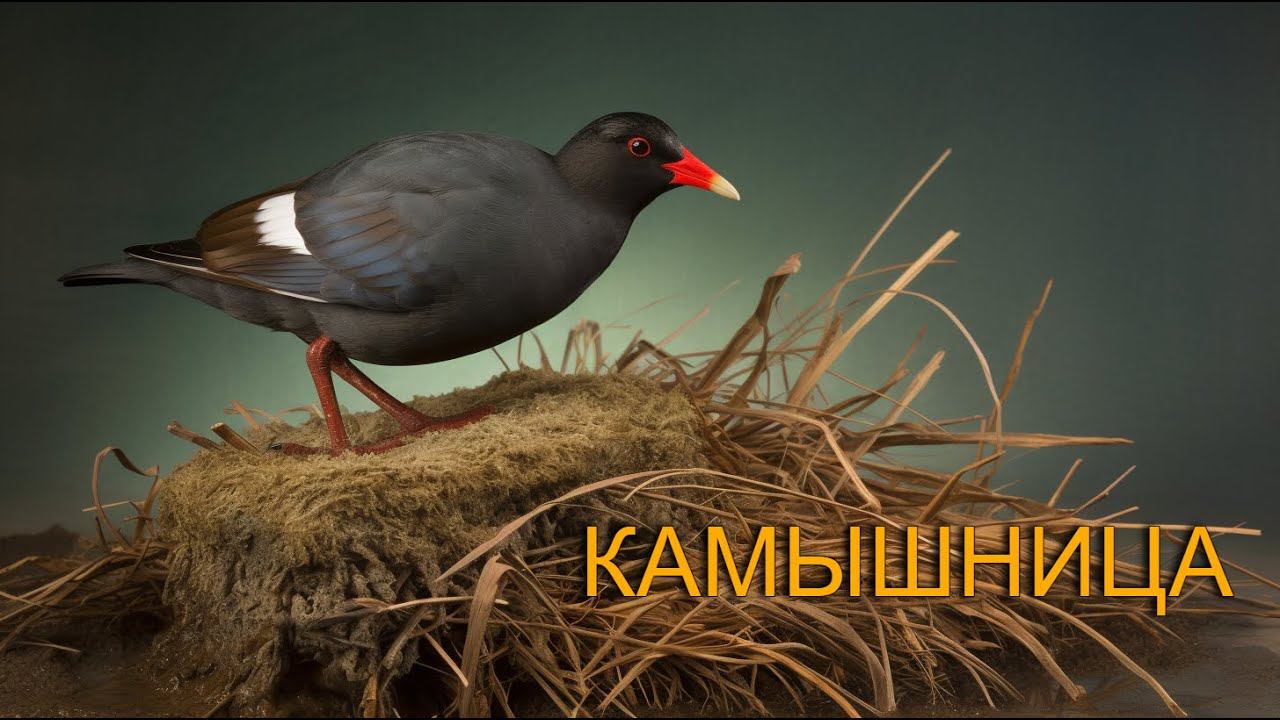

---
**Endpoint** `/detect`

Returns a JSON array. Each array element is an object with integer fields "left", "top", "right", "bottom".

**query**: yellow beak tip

[{"left": 710, "top": 174, "right": 741, "bottom": 201}]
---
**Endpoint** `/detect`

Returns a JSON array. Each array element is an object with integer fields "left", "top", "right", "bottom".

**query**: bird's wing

[
  {"left": 163, "top": 133, "right": 537, "bottom": 310},
  {"left": 123, "top": 179, "right": 340, "bottom": 304},
  {"left": 184, "top": 180, "right": 339, "bottom": 302}
]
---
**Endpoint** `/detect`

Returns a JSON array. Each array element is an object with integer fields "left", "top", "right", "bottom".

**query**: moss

[{"left": 154, "top": 369, "right": 705, "bottom": 712}]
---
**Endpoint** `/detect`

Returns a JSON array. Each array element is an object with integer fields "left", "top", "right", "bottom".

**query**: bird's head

[{"left": 555, "top": 112, "right": 739, "bottom": 216}]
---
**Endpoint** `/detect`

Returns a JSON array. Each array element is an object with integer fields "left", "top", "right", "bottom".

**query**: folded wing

[{"left": 129, "top": 133, "right": 536, "bottom": 311}]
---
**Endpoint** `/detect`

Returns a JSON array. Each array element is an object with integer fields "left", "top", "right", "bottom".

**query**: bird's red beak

[{"left": 662, "top": 147, "right": 741, "bottom": 201}]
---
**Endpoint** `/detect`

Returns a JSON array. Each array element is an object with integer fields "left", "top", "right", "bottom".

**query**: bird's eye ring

[{"left": 627, "top": 136, "right": 651, "bottom": 158}]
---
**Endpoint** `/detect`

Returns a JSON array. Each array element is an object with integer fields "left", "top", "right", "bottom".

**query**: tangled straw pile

[{"left": 2, "top": 149, "right": 1277, "bottom": 717}]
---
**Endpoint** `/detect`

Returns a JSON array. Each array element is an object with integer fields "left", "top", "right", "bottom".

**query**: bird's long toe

[
  {"left": 269, "top": 404, "right": 497, "bottom": 457},
  {"left": 352, "top": 403, "right": 498, "bottom": 454},
  {"left": 401, "top": 403, "right": 497, "bottom": 434}
]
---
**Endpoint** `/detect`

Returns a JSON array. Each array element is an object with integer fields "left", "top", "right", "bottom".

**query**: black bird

[{"left": 60, "top": 112, "right": 739, "bottom": 454}]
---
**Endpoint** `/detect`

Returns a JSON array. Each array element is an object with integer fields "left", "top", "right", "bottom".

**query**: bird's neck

[{"left": 553, "top": 148, "right": 655, "bottom": 219}]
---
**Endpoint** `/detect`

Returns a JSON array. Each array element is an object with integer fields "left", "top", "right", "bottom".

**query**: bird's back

[{"left": 303, "top": 131, "right": 552, "bottom": 196}]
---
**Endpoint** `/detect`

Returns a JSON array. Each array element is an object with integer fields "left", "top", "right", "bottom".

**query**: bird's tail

[{"left": 58, "top": 258, "right": 173, "bottom": 287}]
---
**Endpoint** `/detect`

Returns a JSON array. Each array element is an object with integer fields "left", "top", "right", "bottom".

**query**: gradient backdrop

[{"left": 2, "top": 4, "right": 1277, "bottom": 570}]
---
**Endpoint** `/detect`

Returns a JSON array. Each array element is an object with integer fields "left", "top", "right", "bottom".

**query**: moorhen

[{"left": 60, "top": 112, "right": 739, "bottom": 454}]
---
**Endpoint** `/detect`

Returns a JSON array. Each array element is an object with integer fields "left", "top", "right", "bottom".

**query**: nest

[{"left": 3, "top": 150, "right": 1277, "bottom": 717}]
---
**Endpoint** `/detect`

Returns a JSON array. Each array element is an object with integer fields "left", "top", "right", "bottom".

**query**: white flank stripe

[{"left": 253, "top": 193, "right": 310, "bottom": 253}]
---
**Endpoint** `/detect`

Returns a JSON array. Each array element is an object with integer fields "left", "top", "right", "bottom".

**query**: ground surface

[{"left": 1, "top": 615, "right": 1277, "bottom": 717}]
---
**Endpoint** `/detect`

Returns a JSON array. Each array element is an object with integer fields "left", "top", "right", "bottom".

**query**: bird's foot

[
  {"left": 271, "top": 404, "right": 497, "bottom": 457},
  {"left": 396, "top": 404, "right": 497, "bottom": 435},
  {"left": 346, "top": 403, "right": 499, "bottom": 454}
]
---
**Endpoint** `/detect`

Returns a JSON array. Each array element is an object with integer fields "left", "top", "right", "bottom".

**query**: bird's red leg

[
  {"left": 274, "top": 339, "right": 494, "bottom": 456},
  {"left": 329, "top": 357, "right": 431, "bottom": 431},
  {"left": 330, "top": 355, "right": 495, "bottom": 453},
  {"left": 276, "top": 336, "right": 349, "bottom": 455}
]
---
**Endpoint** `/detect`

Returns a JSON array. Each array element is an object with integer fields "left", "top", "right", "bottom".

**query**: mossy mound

[{"left": 154, "top": 369, "right": 705, "bottom": 713}]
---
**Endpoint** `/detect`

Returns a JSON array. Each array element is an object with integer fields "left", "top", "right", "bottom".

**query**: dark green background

[{"left": 2, "top": 4, "right": 1277, "bottom": 570}]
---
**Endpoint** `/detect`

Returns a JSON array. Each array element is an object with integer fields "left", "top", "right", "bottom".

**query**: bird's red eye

[{"left": 627, "top": 136, "right": 651, "bottom": 158}]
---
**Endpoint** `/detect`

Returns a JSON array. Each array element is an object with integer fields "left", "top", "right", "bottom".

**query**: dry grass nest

[{"left": 3, "top": 150, "right": 1277, "bottom": 717}]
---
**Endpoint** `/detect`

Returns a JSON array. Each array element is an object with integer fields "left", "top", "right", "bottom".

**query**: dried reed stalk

[{"left": 0, "top": 448, "right": 169, "bottom": 653}]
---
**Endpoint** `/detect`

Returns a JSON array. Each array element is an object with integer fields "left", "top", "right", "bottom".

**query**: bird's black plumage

[{"left": 60, "top": 112, "right": 736, "bottom": 368}]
